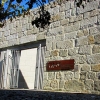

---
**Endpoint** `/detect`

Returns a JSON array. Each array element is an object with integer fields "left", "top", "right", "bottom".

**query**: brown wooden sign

[{"left": 46, "top": 59, "right": 74, "bottom": 71}]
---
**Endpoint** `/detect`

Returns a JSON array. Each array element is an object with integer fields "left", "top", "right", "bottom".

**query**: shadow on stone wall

[
  {"left": 0, "top": 90, "right": 100, "bottom": 100},
  {"left": 18, "top": 70, "right": 28, "bottom": 89}
]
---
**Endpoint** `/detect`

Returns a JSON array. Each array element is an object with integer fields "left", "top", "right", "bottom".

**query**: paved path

[{"left": 0, "top": 89, "right": 100, "bottom": 100}]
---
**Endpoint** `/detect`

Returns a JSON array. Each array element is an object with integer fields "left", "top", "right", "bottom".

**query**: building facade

[{"left": 0, "top": 0, "right": 100, "bottom": 94}]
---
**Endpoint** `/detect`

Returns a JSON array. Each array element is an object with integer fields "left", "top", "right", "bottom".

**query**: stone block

[
  {"left": 65, "top": 31, "right": 77, "bottom": 39},
  {"left": 97, "top": 72, "right": 100, "bottom": 80},
  {"left": 65, "top": 1, "right": 70, "bottom": 10},
  {"left": 77, "top": 30, "right": 84, "bottom": 38},
  {"left": 68, "top": 48, "right": 78, "bottom": 56},
  {"left": 70, "top": 56, "right": 79, "bottom": 64},
  {"left": 64, "top": 71, "right": 74, "bottom": 80},
  {"left": 77, "top": 0, "right": 99, "bottom": 14},
  {"left": 55, "top": 35, "right": 64, "bottom": 41},
  {"left": 75, "top": 14, "right": 83, "bottom": 22},
  {"left": 36, "top": 33, "right": 45, "bottom": 40},
  {"left": 71, "top": 8, "right": 76, "bottom": 16},
  {"left": 60, "top": 12, "right": 65, "bottom": 20},
  {"left": 27, "top": 30, "right": 33, "bottom": 35},
  {"left": 9, "top": 23, "right": 13, "bottom": 29},
  {"left": 64, "top": 80, "right": 84, "bottom": 92},
  {"left": 65, "top": 9, "right": 71, "bottom": 18},
  {"left": 43, "top": 72, "right": 48, "bottom": 80},
  {"left": 80, "top": 72, "right": 87, "bottom": 80},
  {"left": 87, "top": 54, "right": 100, "bottom": 64},
  {"left": 43, "top": 80, "right": 50, "bottom": 88},
  {"left": 51, "top": 50, "right": 59, "bottom": 56},
  {"left": 53, "top": 5, "right": 59, "bottom": 14},
  {"left": 19, "top": 35, "right": 36, "bottom": 44},
  {"left": 92, "top": 64, "right": 100, "bottom": 72},
  {"left": 64, "top": 22, "right": 80, "bottom": 33},
  {"left": 23, "top": 31, "right": 27, "bottom": 36},
  {"left": 80, "top": 16, "right": 97, "bottom": 29},
  {"left": 46, "top": 37, "right": 53, "bottom": 43},
  {"left": 59, "top": 50, "right": 68, "bottom": 57},
  {"left": 51, "top": 21, "right": 60, "bottom": 28},
  {"left": 94, "top": 34, "right": 100, "bottom": 44},
  {"left": 90, "top": 9, "right": 99, "bottom": 17},
  {"left": 74, "top": 72, "right": 80, "bottom": 79},
  {"left": 16, "top": 27, "right": 22, "bottom": 33},
  {"left": 4, "top": 30, "right": 10, "bottom": 36},
  {"left": 89, "top": 27, "right": 99, "bottom": 35},
  {"left": 60, "top": 19, "right": 69, "bottom": 26},
  {"left": 50, "top": 80, "right": 58, "bottom": 89},
  {"left": 10, "top": 28, "right": 16, "bottom": 34},
  {"left": 56, "top": 72, "right": 63, "bottom": 79},
  {"left": 92, "top": 45, "right": 100, "bottom": 54},
  {"left": 81, "top": 64, "right": 91, "bottom": 71},
  {"left": 0, "top": 41, "right": 8, "bottom": 48},
  {"left": 75, "top": 36, "right": 88, "bottom": 46},
  {"left": 52, "top": 41, "right": 56, "bottom": 50},
  {"left": 84, "top": 12, "right": 90, "bottom": 19},
  {"left": 27, "top": 23, "right": 32, "bottom": 30},
  {"left": 46, "top": 42, "right": 52, "bottom": 51},
  {"left": 48, "top": 72, "right": 55, "bottom": 80},
  {"left": 69, "top": 16, "right": 75, "bottom": 23},
  {"left": 87, "top": 72, "right": 96, "bottom": 80},
  {"left": 94, "top": 81, "right": 100, "bottom": 91},
  {"left": 48, "top": 26, "right": 64, "bottom": 36},
  {"left": 48, "top": 8, "right": 54, "bottom": 15},
  {"left": 45, "top": 51, "right": 50, "bottom": 58},
  {"left": 98, "top": 15, "right": 100, "bottom": 24},
  {"left": 7, "top": 34, "right": 18, "bottom": 40},
  {"left": 90, "top": 32, "right": 95, "bottom": 41},
  {"left": 6, "top": 25, "right": 10, "bottom": 30},
  {"left": 83, "top": 29, "right": 89, "bottom": 36},
  {"left": 59, "top": 80, "right": 64, "bottom": 89},
  {"left": 0, "top": 38, "right": 2, "bottom": 42},
  {"left": 51, "top": 14, "right": 61, "bottom": 22},
  {"left": 16, "top": 20, "right": 20, "bottom": 27},
  {"left": 8, "top": 39, "right": 18, "bottom": 46},
  {"left": 70, "top": 1, "right": 74, "bottom": 8},
  {"left": 56, "top": 40, "right": 73, "bottom": 49},
  {"left": 78, "top": 45, "right": 92, "bottom": 55},
  {"left": 84, "top": 80, "right": 94, "bottom": 91},
  {"left": 59, "top": 3, "right": 65, "bottom": 12}
]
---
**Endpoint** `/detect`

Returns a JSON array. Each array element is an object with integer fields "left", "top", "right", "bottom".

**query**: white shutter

[
  {"left": 10, "top": 50, "right": 20, "bottom": 88},
  {"left": 34, "top": 44, "right": 45, "bottom": 90},
  {"left": 0, "top": 49, "right": 20, "bottom": 89},
  {"left": 0, "top": 51, "right": 6, "bottom": 89},
  {"left": 0, "top": 49, "right": 11, "bottom": 89}
]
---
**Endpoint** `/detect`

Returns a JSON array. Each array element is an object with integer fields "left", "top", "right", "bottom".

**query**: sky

[{"left": 3, "top": 0, "right": 51, "bottom": 10}]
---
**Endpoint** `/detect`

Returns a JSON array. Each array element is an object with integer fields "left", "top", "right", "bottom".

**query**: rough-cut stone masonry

[{"left": 0, "top": 0, "right": 100, "bottom": 94}]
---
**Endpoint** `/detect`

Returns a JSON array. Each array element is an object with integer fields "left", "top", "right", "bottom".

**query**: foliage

[
  {"left": 0, "top": 0, "right": 92, "bottom": 28},
  {"left": 0, "top": 0, "right": 54, "bottom": 27},
  {"left": 0, "top": 0, "right": 53, "bottom": 20}
]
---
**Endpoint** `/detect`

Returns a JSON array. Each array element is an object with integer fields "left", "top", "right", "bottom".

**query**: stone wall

[{"left": 0, "top": 0, "right": 100, "bottom": 94}]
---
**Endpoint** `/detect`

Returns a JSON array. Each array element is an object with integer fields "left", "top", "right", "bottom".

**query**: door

[
  {"left": 18, "top": 48, "right": 37, "bottom": 89},
  {"left": 0, "top": 49, "right": 20, "bottom": 89},
  {"left": 18, "top": 44, "right": 45, "bottom": 89},
  {"left": 0, "top": 51, "right": 6, "bottom": 89},
  {"left": 34, "top": 44, "right": 45, "bottom": 90},
  {"left": 10, "top": 50, "right": 20, "bottom": 88}
]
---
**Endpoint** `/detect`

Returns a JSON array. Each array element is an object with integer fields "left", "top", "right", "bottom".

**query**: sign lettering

[{"left": 46, "top": 59, "right": 74, "bottom": 71}]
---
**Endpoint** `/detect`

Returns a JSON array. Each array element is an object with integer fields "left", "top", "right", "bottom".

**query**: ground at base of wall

[{"left": 0, "top": 90, "right": 100, "bottom": 100}]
